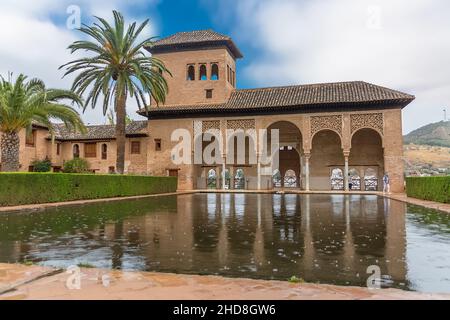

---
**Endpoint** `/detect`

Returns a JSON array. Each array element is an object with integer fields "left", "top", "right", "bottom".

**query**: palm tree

[
  {"left": 60, "top": 11, "right": 170, "bottom": 174},
  {"left": 0, "top": 74, "right": 85, "bottom": 172}
]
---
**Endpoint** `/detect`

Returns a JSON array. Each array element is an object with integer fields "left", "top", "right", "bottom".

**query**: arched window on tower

[
  {"left": 187, "top": 65, "right": 195, "bottom": 81},
  {"left": 199, "top": 64, "right": 207, "bottom": 81},
  {"left": 211, "top": 63, "right": 219, "bottom": 80}
]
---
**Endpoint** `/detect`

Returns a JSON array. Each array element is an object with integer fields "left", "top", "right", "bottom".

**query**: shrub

[
  {"left": 31, "top": 159, "right": 52, "bottom": 172},
  {"left": 406, "top": 176, "right": 450, "bottom": 204},
  {"left": 0, "top": 173, "right": 178, "bottom": 206},
  {"left": 63, "top": 158, "right": 90, "bottom": 173}
]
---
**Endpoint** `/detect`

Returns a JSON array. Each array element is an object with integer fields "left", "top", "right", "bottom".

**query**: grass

[
  {"left": 288, "top": 276, "right": 305, "bottom": 283},
  {"left": 77, "top": 262, "right": 96, "bottom": 268}
]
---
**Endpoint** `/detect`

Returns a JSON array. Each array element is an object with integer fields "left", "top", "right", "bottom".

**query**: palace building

[{"left": 2, "top": 30, "right": 415, "bottom": 193}]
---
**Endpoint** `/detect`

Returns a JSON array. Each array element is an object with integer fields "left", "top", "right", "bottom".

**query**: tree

[
  {"left": 61, "top": 11, "right": 170, "bottom": 174},
  {"left": 31, "top": 158, "right": 52, "bottom": 172},
  {"left": 0, "top": 74, "right": 85, "bottom": 172},
  {"left": 63, "top": 158, "right": 90, "bottom": 173},
  {"left": 107, "top": 108, "right": 132, "bottom": 126}
]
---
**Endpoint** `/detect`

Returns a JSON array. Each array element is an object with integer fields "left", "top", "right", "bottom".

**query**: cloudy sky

[{"left": 0, "top": 0, "right": 449, "bottom": 133}]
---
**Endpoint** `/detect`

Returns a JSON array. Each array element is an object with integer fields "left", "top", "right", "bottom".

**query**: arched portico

[
  {"left": 349, "top": 128, "right": 384, "bottom": 191},
  {"left": 310, "top": 130, "right": 344, "bottom": 191},
  {"left": 189, "top": 112, "right": 397, "bottom": 192},
  {"left": 265, "top": 121, "right": 303, "bottom": 189},
  {"left": 226, "top": 132, "right": 257, "bottom": 190}
]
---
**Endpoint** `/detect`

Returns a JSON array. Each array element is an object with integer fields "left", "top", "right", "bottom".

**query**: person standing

[{"left": 383, "top": 173, "right": 390, "bottom": 193}]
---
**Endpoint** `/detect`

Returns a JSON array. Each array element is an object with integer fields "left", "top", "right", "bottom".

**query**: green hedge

[
  {"left": 406, "top": 176, "right": 450, "bottom": 204},
  {"left": 0, "top": 173, "right": 178, "bottom": 206}
]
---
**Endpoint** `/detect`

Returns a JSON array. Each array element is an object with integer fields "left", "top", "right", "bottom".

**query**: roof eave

[
  {"left": 140, "top": 100, "right": 412, "bottom": 120},
  {"left": 146, "top": 40, "right": 243, "bottom": 59},
  {"left": 49, "top": 133, "right": 148, "bottom": 142}
]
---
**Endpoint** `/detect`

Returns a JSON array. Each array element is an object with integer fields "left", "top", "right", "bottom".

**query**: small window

[
  {"left": 73, "top": 144, "right": 80, "bottom": 158},
  {"left": 131, "top": 141, "right": 141, "bottom": 154},
  {"left": 227, "top": 65, "right": 230, "bottom": 82},
  {"left": 211, "top": 63, "right": 219, "bottom": 80},
  {"left": 84, "top": 143, "right": 97, "bottom": 158},
  {"left": 154, "top": 139, "right": 162, "bottom": 151},
  {"left": 187, "top": 65, "right": 195, "bottom": 81},
  {"left": 101, "top": 143, "right": 107, "bottom": 160},
  {"left": 26, "top": 129, "right": 36, "bottom": 147},
  {"left": 168, "top": 169, "right": 178, "bottom": 177},
  {"left": 199, "top": 64, "right": 207, "bottom": 81},
  {"left": 108, "top": 166, "right": 115, "bottom": 174},
  {"left": 231, "top": 69, "right": 235, "bottom": 87},
  {"left": 205, "top": 89, "right": 213, "bottom": 99},
  {"left": 56, "top": 143, "right": 60, "bottom": 156}
]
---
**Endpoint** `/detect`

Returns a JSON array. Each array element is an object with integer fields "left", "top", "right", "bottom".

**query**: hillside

[
  {"left": 404, "top": 144, "right": 450, "bottom": 176},
  {"left": 404, "top": 120, "right": 450, "bottom": 147}
]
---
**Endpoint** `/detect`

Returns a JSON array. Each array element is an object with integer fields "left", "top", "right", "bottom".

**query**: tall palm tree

[
  {"left": 60, "top": 11, "right": 170, "bottom": 174},
  {"left": 0, "top": 74, "right": 85, "bottom": 172}
]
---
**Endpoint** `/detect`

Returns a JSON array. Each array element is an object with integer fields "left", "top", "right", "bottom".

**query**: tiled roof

[
  {"left": 140, "top": 81, "right": 415, "bottom": 117},
  {"left": 154, "top": 30, "right": 230, "bottom": 45},
  {"left": 53, "top": 121, "right": 148, "bottom": 141},
  {"left": 226, "top": 81, "right": 414, "bottom": 109},
  {"left": 147, "top": 29, "right": 243, "bottom": 59}
]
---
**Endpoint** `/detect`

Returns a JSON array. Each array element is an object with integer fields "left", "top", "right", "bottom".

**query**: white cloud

[
  {"left": 219, "top": 0, "right": 450, "bottom": 133},
  {"left": 0, "top": 0, "right": 159, "bottom": 125}
]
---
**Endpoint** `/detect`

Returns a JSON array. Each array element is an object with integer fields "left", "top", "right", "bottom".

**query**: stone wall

[{"left": 1, "top": 127, "right": 149, "bottom": 175}]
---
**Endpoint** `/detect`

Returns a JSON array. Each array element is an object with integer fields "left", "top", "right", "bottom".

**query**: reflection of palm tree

[{"left": 111, "top": 221, "right": 124, "bottom": 269}]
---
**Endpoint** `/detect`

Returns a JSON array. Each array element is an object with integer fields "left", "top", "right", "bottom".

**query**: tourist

[{"left": 383, "top": 173, "right": 390, "bottom": 193}]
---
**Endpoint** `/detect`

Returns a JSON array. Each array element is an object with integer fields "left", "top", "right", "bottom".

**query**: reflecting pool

[{"left": 0, "top": 193, "right": 449, "bottom": 293}]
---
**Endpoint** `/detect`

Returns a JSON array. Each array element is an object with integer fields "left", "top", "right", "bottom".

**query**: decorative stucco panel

[
  {"left": 310, "top": 115, "right": 343, "bottom": 137},
  {"left": 226, "top": 119, "right": 256, "bottom": 130},
  {"left": 350, "top": 113, "right": 384, "bottom": 135}
]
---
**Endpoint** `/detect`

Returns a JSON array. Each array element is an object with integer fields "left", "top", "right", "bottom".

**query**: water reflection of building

[
  {"left": 101, "top": 193, "right": 407, "bottom": 286},
  {"left": 0, "top": 193, "right": 407, "bottom": 288},
  {"left": 180, "top": 193, "right": 407, "bottom": 286}
]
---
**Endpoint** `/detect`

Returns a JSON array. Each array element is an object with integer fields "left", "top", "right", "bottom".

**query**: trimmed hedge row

[
  {"left": 0, "top": 173, "right": 178, "bottom": 206},
  {"left": 405, "top": 176, "right": 450, "bottom": 204}
]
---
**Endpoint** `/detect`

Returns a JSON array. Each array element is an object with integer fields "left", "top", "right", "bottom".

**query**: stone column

[
  {"left": 304, "top": 153, "right": 311, "bottom": 191},
  {"left": 257, "top": 153, "right": 261, "bottom": 190},
  {"left": 344, "top": 151, "right": 350, "bottom": 192},
  {"left": 216, "top": 166, "right": 221, "bottom": 190},
  {"left": 222, "top": 155, "right": 226, "bottom": 190},
  {"left": 229, "top": 166, "right": 234, "bottom": 190}
]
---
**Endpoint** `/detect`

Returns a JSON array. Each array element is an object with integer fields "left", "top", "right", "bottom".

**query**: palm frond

[{"left": 0, "top": 73, "right": 86, "bottom": 134}]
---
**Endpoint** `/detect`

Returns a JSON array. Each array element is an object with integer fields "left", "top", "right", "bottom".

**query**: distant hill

[{"left": 404, "top": 121, "right": 450, "bottom": 147}]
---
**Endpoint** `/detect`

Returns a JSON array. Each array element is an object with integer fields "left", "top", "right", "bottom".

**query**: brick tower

[{"left": 146, "top": 30, "right": 243, "bottom": 106}]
